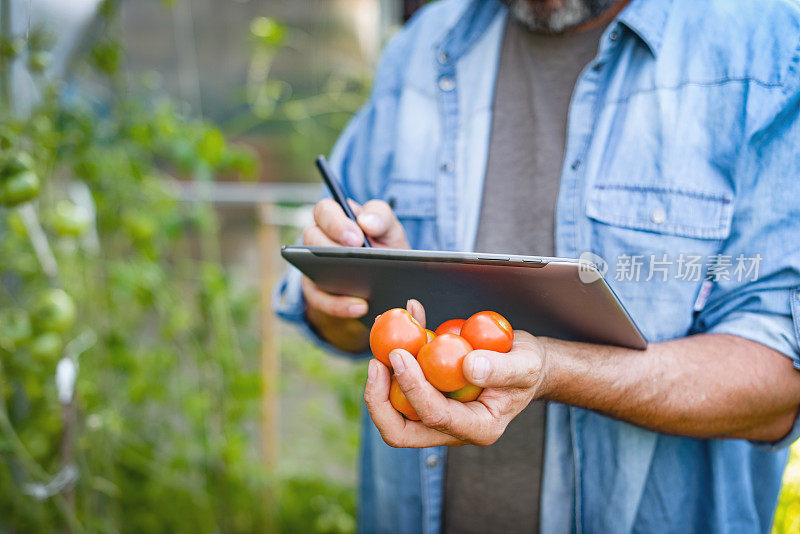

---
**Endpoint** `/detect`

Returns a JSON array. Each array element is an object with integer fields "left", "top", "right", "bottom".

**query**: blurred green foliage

[
  {"left": 0, "top": 1, "right": 361, "bottom": 532},
  {"left": 774, "top": 443, "right": 800, "bottom": 534},
  {"left": 226, "top": 14, "right": 370, "bottom": 181}
]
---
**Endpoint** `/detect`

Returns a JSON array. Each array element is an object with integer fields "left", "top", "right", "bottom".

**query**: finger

[
  {"left": 313, "top": 198, "right": 365, "bottom": 247},
  {"left": 406, "top": 299, "right": 426, "bottom": 329},
  {"left": 364, "top": 358, "right": 464, "bottom": 448},
  {"left": 302, "top": 225, "right": 339, "bottom": 247},
  {"left": 347, "top": 199, "right": 362, "bottom": 216},
  {"left": 301, "top": 275, "right": 368, "bottom": 318},
  {"left": 357, "top": 200, "right": 407, "bottom": 246},
  {"left": 462, "top": 331, "right": 544, "bottom": 389},
  {"left": 390, "top": 349, "right": 501, "bottom": 446}
]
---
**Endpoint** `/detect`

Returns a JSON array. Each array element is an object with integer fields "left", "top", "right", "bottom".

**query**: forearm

[{"left": 541, "top": 334, "right": 800, "bottom": 442}]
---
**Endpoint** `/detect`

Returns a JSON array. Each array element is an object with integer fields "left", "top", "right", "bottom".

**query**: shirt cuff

[
  {"left": 272, "top": 266, "right": 371, "bottom": 359},
  {"left": 704, "top": 310, "right": 800, "bottom": 367},
  {"left": 704, "top": 308, "right": 800, "bottom": 451}
]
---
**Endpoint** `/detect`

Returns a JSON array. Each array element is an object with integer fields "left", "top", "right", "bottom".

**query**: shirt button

[
  {"left": 651, "top": 207, "right": 667, "bottom": 224},
  {"left": 592, "top": 61, "right": 604, "bottom": 72},
  {"left": 609, "top": 31, "right": 619, "bottom": 41},
  {"left": 426, "top": 454, "right": 440, "bottom": 468},
  {"left": 437, "top": 51, "right": 450, "bottom": 64},
  {"left": 438, "top": 76, "right": 455, "bottom": 92},
  {"left": 440, "top": 161, "right": 453, "bottom": 173}
]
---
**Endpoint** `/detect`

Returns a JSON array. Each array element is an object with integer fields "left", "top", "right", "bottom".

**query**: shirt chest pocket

[
  {"left": 383, "top": 179, "right": 439, "bottom": 251},
  {"left": 585, "top": 183, "right": 734, "bottom": 307},
  {"left": 586, "top": 184, "right": 733, "bottom": 241}
]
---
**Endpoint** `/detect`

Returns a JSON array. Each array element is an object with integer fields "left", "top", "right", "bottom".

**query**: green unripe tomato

[
  {"left": 29, "top": 331, "right": 63, "bottom": 361},
  {"left": 0, "top": 309, "right": 32, "bottom": 347},
  {"left": 0, "top": 151, "right": 34, "bottom": 178},
  {"left": 1, "top": 171, "right": 40, "bottom": 206},
  {"left": 52, "top": 201, "right": 92, "bottom": 236},
  {"left": 4, "top": 210, "right": 27, "bottom": 237},
  {"left": 0, "top": 36, "right": 24, "bottom": 59},
  {"left": 122, "top": 211, "right": 157, "bottom": 242},
  {"left": 33, "top": 288, "right": 76, "bottom": 333},
  {"left": 0, "top": 128, "right": 16, "bottom": 150},
  {"left": 27, "top": 51, "right": 52, "bottom": 73}
]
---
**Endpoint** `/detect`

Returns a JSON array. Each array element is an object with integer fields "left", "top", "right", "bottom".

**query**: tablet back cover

[{"left": 282, "top": 246, "right": 646, "bottom": 350}]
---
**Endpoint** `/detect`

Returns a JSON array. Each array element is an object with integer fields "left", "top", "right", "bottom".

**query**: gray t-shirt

[{"left": 443, "top": 16, "right": 606, "bottom": 534}]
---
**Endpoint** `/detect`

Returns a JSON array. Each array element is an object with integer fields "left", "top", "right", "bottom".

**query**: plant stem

[
  {"left": 0, "top": 364, "right": 84, "bottom": 533},
  {"left": 0, "top": 0, "right": 11, "bottom": 111}
]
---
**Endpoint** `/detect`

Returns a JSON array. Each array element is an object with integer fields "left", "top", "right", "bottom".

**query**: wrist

[
  {"left": 306, "top": 306, "right": 369, "bottom": 353},
  {"left": 536, "top": 336, "right": 566, "bottom": 401}
]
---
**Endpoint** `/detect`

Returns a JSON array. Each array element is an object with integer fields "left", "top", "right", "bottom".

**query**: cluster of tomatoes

[
  {"left": 0, "top": 288, "right": 76, "bottom": 362},
  {"left": 0, "top": 152, "right": 39, "bottom": 207},
  {"left": 369, "top": 308, "right": 514, "bottom": 420}
]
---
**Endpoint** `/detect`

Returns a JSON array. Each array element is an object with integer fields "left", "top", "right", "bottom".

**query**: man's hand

[
  {"left": 301, "top": 197, "right": 410, "bottom": 352},
  {"left": 364, "top": 302, "right": 551, "bottom": 447},
  {"left": 365, "top": 302, "right": 800, "bottom": 447}
]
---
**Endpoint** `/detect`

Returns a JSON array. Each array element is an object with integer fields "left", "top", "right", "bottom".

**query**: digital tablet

[{"left": 281, "top": 246, "right": 647, "bottom": 350}]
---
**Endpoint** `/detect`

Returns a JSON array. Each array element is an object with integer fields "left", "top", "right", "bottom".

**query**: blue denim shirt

[{"left": 274, "top": 0, "right": 800, "bottom": 532}]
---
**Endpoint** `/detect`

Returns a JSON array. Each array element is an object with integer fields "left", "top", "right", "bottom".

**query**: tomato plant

[
  {"left": 0, "top": 3, "right": 280, "bottom": 532},
  {"left": 416, "top": 333, "right": 472, "bottom": 392},
  {"left": 460, "top": 311, "right": 514, "bottom": 353},
  {"left": 369, "top": 308, "right": 427, "bottom": 368}
]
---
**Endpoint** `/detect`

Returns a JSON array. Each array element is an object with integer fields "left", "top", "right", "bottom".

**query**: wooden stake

[{"left": 258, "top": 202, "right": 280, "bottom": 468}]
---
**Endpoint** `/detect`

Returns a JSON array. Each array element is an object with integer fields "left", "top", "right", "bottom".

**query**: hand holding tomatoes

[
  {"left": 370, "top": 303, "right": 520, "bottom": 422},
  {"left": 365, "top": 300, "right": 549, "bottom": 448}
]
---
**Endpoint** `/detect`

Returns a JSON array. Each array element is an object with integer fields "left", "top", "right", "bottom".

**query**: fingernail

[
  {"left": 342, "top": 230, "right": 362, "bottom": 246},
  {"left": 367, "top": 359, "right": 377, "bottom": 383},
  {"left": 349, "top": 302, "right": 368, "bottom": 317},
  {"left": 359, "top": 213, "right": 381, "bottom": 232},
  {"left": 389, "top": 350, "right": 405, "bottom": 373},
  {"left": 471, "top": 356, "right": 490, "bottom": 381}
]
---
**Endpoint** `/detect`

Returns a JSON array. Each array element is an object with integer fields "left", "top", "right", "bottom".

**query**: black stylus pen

[{"left": 315, "top": 155, "right": 372, "bottom": 248}]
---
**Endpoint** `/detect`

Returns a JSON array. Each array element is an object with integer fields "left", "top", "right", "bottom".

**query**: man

[{"left": 274, "top": 0, "right": 800, "bottom": 532}]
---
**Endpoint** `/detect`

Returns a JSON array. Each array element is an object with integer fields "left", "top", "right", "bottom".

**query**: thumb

[
  {"left": 463, "top": 349, "right": 541, "bottom": 389},
  {"left": 406, "top": 298, "right": 426, "bottom": 329}
]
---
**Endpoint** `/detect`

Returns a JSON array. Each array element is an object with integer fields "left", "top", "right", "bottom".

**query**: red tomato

[
  {"left": 446, "top": 383, "right": 483, "bottom": 402},
  {"left": 369, "top": 308, "right": 427, "bottom": 368},
  {"left": 434, "top": 318, "right": 465, "bottom": 336},
  {"left": 425, "top": 329, "right": 436, "bottom": 342},
  {"left": 417, "top": 333, "right": 472, "bottom": 392},
  {"left": 460, "top": 311, "right": 514, "bottom": 353},
  {"left": 389, "top": 376, "right": 420, "bottom": 420}
]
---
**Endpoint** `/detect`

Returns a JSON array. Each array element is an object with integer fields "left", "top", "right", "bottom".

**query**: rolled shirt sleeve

[
  {"left": 704, "top": 306, "right": 800, "bottom": 451},
  {"left": 692, "top": 75, "right": 800, "bottom": 450}
]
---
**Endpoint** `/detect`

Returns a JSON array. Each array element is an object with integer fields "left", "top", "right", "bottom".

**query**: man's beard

[{"left": 499, "top": 0, "right": 619, "bottom": 33}]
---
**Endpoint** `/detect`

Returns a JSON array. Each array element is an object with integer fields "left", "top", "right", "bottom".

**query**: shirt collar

[
  {"left": 436, "top": 0, "right": 505, "bottom": 65},
  {"left": 616, "top": 0, "right": 674, "bottom": 56},
  {"left": 436, "top": 0, "right": 673, "bottom": 64}
]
